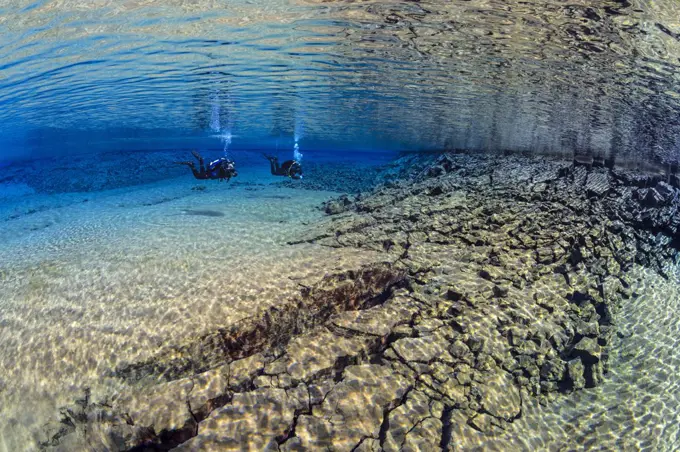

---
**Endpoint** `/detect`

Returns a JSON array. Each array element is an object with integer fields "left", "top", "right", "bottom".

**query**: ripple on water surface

[{"left": 1, "top": 1, "right": 680, "bottom": 163}]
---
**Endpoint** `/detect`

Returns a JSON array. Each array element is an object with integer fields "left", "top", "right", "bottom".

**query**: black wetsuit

[
  {"left": 265, "top": 155, "right": 302, "bottom": 180},
  {"left": 178, "top": 151, "right": 237, "bottom": 182}
]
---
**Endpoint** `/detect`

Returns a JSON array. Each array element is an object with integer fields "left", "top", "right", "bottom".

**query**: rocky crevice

[
  {"left": 39, "top": 263, "right": 407, "bottom": 451},
  {"left": 112, "top": 262, "right": 407, "bottom": 384},
  {"left": 280, "top": 152, "right": 680, "bottom": 449}
]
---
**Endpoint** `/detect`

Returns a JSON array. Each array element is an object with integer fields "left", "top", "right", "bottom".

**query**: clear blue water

[
  {"left": 2, "top": 0, "right": 680, "bottom": 165},
  {"left": 2, "top": 1, "right": 680, "bottom": 451}
]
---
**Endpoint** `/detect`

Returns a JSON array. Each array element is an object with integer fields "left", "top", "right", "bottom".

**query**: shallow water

[{"left": 2, "top": 1, "right": 680, "bottom": 451}]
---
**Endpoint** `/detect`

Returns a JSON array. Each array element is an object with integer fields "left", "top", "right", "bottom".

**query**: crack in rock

[{"left": 38, "top": 151, "right": 680, "bottom": 451}]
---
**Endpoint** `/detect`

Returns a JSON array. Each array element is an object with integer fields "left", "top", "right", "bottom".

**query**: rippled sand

[{"left": 0, "top": 174, "right": 378, "bottom": 450}]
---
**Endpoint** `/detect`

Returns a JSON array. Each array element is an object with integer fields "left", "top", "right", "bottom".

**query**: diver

[
  {"left": 263, "top": 154, "right": 303, "bottom": 180},
  {"left": 176, "top": 150, "right": 237, "bottom": 182}
]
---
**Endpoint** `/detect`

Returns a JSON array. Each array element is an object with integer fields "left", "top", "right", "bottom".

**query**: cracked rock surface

[{"left": 40, "top": 152, "right": 680, "bottom": 451}]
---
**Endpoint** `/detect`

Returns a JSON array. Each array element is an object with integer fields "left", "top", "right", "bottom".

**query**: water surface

[{"left": 1, "top": 0, "right": 680, "bottom": 166}]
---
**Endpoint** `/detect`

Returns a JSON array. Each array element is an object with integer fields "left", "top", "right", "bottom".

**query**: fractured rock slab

[
  {"left": 330, "top": 293, "right": 418, "bottom": 337},
  {"left": 42, "top": 152, "right": 676, "bottom": 451},
  {"left": 174, "top": 388, "right": 295, "bottom": 451},
  {"left": 382, "top": 390, "right": 443, "bottom": 451},
  {"left": 391, "top": 334, "right": 451, "bottom": 363},
  {"left": 585, "top": 171, "right": 611, "bottom": 198},
  {"left": 311, "top": 364, "right": 412, "bottom": 450},
  {"left": 268, "top": 329, "right": 374, "bottom": 383},
  {"left": 476, "top": 371, "right": 521, "bottom": 421}
]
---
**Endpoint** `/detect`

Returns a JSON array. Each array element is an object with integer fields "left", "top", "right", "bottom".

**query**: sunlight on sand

[{"left": 0, "top": 176, "right": 378, "bottom": 449}]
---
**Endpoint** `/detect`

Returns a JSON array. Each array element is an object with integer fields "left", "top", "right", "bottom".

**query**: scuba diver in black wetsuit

[
  {"left": 263, "top": 154, "right": 303, "bottom": 180},
  {"left": 176, "top": 150, "right": 237, "bottom": 182}
]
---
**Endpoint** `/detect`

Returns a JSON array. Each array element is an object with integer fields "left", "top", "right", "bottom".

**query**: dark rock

[
  {"left": 324, "top": 195, "right": 353, "bottom": 215},
  {"left": 449, "top": 340, "right": 471, "bottom": 359},
  {"left": 428, "top": 165, "right": 446, "bottom": 178},
  {"left": 492, "top": 285, "right": 509, "bottom": 298},
  {"left": 445, "top": 289, "right": 464, "bottom": 302},
  {"left": 585, "top": 360, "right": 604, "bottom": 388},
  {"left": 479, "top": 269, "right": 492, "bottom": 280},
  {"left": 567, "top": 358, "right": 586, "bottom": 390},
  {"left": 508, "top": 327, "right": 528, "bottom": 346},
  {"left": 428, "top": 184, "right": 445, "bottom": 196},
  {"left": 540, "top": 360, "right": 566, "bottom": 382},
  {"left": 540, "top": 380, "right": 559, "bottom": 392},
  {"left": 468, "top": 336, "right": 485, "bottom": 353},
  {"left": 609, "top": 220, "right": 624, "bottom": 233},
  {"left": 536, "top": 247, "right": 555, "bottom": 264},
  {"left": 572, "top": 337, "right": 601, "bottom": 364},
  {"left": 641, "top": 188, "right": 665, "bottom": 208},
  {"left": 671, "top": 174, "right": 680, "bottom": 189},
  {"left": 436, "top": 154, "right": 457, "bottom": 173},
  {"left": 655, "top": 181, "right": 675, "bottom": 201},
  {"left": 585, "top": 172, "right": 611, "bottom": 198},
  {"left": 446, "top": 302, "right": 465, "bottom": 317}
]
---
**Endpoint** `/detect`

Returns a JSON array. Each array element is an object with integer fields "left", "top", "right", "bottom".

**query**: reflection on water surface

[{"left": 1, "top": 0, "right": 680, "bottom": 166}]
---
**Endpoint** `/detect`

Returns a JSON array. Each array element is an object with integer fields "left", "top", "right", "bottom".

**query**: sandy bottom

[
  {"left": 0, "top": 170, "right": 378, "bottom": 450},
  {"left": 2, "top": 168, "right": 680, "bottom": 451}
]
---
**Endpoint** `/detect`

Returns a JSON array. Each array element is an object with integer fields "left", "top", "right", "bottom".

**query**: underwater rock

[
  {"left": 641, "top": 187, "right": 666, "bottom": 208},
  {"left": 428, "top": 164, "right": 446, "bottom": 178},
  {"left": 268, "top": 329, "right": 375, "bottom": 383},
  {"left": 330, "top": 293, "right": 418, "bottom": 337},
  {"left": 312, "top": 153, "right": 678, "bottom": 378},
  {"left": 476, "top": 372, "right": 521, "bottom": 421},
  {"left": 41, "top": 263, "right": 407, "bottom": 450},
  {"left": 323, "top": 194, "right": 353, "bottom": 215},
  {"left": 173, "top": 388, "right": 295, "bottom": 451},
  {"left": 111, "top": 261, "right": 406, "bottom": 383},
  {"left": 567, "top": 358, "right": 586, "bottom": 390},
  {"left": 41, "top": 151, "right": 680, "bottom": 451},
  {"left": 381, "top": 390, "right": 443, "bottom": 451},
  {"left": 572, "top": 337, "right": 601, "bottom": 364},
  {"left": 391, "top": 335, "right": 450, "bottom": 363},
  {"left": 655, "top": 181, "right": 675, "bottom": 202},
  {"left": 635, "top": 181, "right": 677, "bottom": 210},
  {"left": 540, "top": 359, "right": 566, "bottom": 383},
  {"left": 585, "top": 171, "right": 611, "bottom": 198}
]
